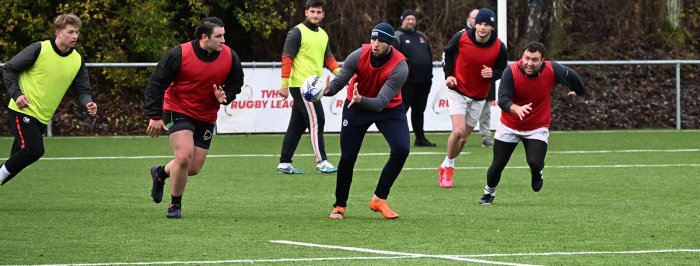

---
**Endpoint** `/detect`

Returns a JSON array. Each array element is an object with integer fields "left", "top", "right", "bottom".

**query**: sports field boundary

[
  {"left": 16, "top": 241, "right": 700, "bottom": 266},
  {"left": 1, "top": 148, "right": 698, "bottom": 161}
]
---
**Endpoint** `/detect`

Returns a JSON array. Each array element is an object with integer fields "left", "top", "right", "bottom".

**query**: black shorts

[{"left": 163, "top": 110, "right": 215, "bottom": 149}]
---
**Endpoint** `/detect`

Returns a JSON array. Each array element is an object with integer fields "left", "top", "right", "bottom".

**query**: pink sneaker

[{"left": 438, "top": 165, "right": 454, "bottom": 188}]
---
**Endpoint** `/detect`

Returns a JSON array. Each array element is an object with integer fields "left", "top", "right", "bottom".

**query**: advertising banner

[{"left": 216, "top": 67, "right": 500, "bottom": 133}]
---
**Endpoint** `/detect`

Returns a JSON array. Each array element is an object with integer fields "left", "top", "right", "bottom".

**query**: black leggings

[
  {"left": 486, "top": 138, "right": 547, "bottom": 188},
  {"left": 3, "top": 110, "right": 47, "bottom": 185}
]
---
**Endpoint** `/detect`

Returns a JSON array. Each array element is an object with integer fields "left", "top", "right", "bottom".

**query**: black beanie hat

[
  {"left": 475, "top": 8, "right": 496, "bottom": 28},
  {"left": 370, "top": 22, "right": 395, "bottom": 44},
  {"left": 400, "top": 9, "right": 416, "bottom": 23}
]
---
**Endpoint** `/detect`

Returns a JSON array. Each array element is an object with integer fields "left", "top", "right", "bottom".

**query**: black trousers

[
  {"left": 333, "top": 101, "right": 410, "bottom": 207},
  {"left": 2, "top": 110, "right": 47, "bottom": 185},
  {"left": 279, "top": 87, "right": 327, "bottom": 163},
  {"left": 486, "top": 138, "right": 548, "bottom": 188},
  {"left": 401, "top": 80, "right": 431, "bottom": 140}
]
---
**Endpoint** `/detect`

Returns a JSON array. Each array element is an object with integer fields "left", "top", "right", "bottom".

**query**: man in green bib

[
  {"left": 277, "top": 0, "right": 341, "bottom": 174},
  {"left": 1, "top": 13, "right": 97, "bottom": 186}
]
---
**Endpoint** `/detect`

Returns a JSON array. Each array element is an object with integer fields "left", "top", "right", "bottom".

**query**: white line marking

[
  {"left": 0, "top": 129, "right": 694, "bottom": 140},
  {"left": 271, "top": 240, "right": 536, "bottom": 266},
  {"left": 453, "top": 249, "right": 700, "bottom": 257},
  {"left": 17, "top": 247, "right": 700, "bottom": 266},
  {"left": 550, "top": 148, "right": 700, "bottom": 154},
  {"left": 18, "top": 256, "right": 418, "bottom": 266},
  {"left": 1, "top": 148, "right": 697, "bottom": 161},
  {"left": 380, "top": 163, "right": 700, "bottom": 171}
]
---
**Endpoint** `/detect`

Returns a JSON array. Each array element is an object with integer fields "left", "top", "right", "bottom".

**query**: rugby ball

[{"left": 301, "top": 75, "right": 325, "bottom": 102}]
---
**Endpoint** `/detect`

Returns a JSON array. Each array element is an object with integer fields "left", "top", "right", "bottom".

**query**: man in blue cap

[{"left": 317, "top": 22, "right": 409, "bottom": 220}]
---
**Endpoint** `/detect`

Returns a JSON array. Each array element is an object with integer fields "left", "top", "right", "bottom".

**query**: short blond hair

[{"left": 54, "top": 14, "right": 82, "bottom": 31}]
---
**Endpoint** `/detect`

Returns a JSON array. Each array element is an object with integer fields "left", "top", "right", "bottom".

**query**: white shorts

[
  {"left": 494, "top": 122, "right": 550, "bottom": 144},
  {"left": 448, "top": 89, "right": 484, "bottom": 128}
]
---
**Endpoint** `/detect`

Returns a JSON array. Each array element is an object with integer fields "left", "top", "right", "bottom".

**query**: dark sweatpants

[
  {"left": 333, "top": 101, "right": 410, "bottom": 207},
  {"left": 2, "top": 110, "right": 47, "bottom": 185},
  {"left": 401, "top": 81, "right": 431, "bottom": 140},
  {"left": 486, "top": 138, "right": 548, "bottom": 188},
  {"left": 279, "top": 87, "right": 328, "bottom": 164}
]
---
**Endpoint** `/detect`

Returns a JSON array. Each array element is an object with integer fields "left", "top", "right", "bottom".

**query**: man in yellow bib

[
  {"left": 277, "top": 0, "right": 341, "bottom": 174},
  {"left": 1, "top": 13, "right": 97, "bottom": 186}
]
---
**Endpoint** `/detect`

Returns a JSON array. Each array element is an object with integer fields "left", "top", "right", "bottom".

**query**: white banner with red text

[{"left": 216, "top": 67, "right": 500, "bottom": 133}]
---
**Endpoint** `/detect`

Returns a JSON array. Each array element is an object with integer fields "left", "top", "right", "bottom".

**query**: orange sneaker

[
  {"left": 438, "top": 165, "right": 454, "bottom": 188},
  {"left": 369, "top": 197, "right": 399, "bottom": 219},
  {"left": 329, "top": 206, "right": 346, "bottom": 219}
]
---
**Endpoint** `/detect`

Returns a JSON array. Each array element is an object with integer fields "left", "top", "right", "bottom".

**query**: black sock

[
  {"left": 171, "top": 195, "right": 182, "bottom": 205},
  {"left": 157, "top": 166, "right": 169, "bottom": 180}
]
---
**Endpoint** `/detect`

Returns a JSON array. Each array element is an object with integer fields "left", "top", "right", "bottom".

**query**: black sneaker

[
  {"left": 531, "top": 170, "right": 543, "bottom": 192},
  {"left": 479, "top": 194, "right": 495, "bottom": 205},
  {"left": 167, "top": 204, "right": 181, "bottom": 219},
  {"left": 150, "top": 166, "right": 165, "bottom": 203},
  {"left": 414, "top": 138, "right": 437, "bottom": 147},
  {"left": 482, "top": 138, "right": 494, "bottom": 147}
]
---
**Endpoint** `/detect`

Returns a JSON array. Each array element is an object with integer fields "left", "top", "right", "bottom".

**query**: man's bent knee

[
  {"left": 173, "top": 154, "right": 193, "bottom": 168},
  {"left": 23, "top": 145, "right": 45, "bottom": 161}
]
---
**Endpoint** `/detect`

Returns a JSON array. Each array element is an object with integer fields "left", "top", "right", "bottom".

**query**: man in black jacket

[{"left": 394, "top": 9, "right": 435, "bottom": 147}]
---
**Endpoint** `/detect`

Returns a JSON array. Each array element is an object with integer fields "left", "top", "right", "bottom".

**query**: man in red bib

[
  {"left": 145, "top": 17, "right": 244, "bottom": 218},
  {"left": 439, "top": 8, "right": 507, "bottom": 188},
  {"left": 479, "top": 42, "right": 586, "bottom": 205},
  {"left": 320, "top": 22, "right": 409, "bottom": 219}
]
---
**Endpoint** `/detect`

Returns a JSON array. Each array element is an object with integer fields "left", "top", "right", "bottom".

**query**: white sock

[
  {"left": 277, "top": 163, "right": 290, "bottom": 168},
  {"left": 317, "top": 160, "right": 327, "bottom": 167},
  {"left": 484, "top": 185, "right": 497, "bottom": 196},
  {"left": 441, "top": 156, "right": 455, "bottom": 168},
  {"left": 0, "top": 164, "right": 11, "bottom": 182}
]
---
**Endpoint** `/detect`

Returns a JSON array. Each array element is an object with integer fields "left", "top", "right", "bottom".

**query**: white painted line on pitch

[
  {"left": 20, "top": 255, "right": 417, "bottom": 266},
  {"left": 2, "top": 148, "right": 697, "bottom": 161},
  {"left": 452, "top": 249, "right": 700, "bottom": 257},
  {"left": 550, "top": 148, "right": 700, "bottom": 154},
  {"left": 375, "top": 163, "right": 700, "bottom": 172},
  {"left": 20, "top": 248, "right": 699, "bottom": 266},
  {"left": 270, "top": 240, "right": 537, "bottom": 266}
]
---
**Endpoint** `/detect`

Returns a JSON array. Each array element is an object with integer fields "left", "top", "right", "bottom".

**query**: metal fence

[{"left": 2, "top": 60, "right": 699, "bottom": 134}]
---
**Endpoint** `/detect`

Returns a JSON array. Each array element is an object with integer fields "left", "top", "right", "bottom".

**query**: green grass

[{"left": 0, "top": 130, "right": 698, "bottom": 265}]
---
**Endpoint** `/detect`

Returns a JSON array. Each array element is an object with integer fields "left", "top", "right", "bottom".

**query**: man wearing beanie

[
  {"left": 394, "top": 9, "right": 437, "bottom": 147},
  {"left": 438, "top": 8, "right": 507, "bottom": 188},
  {"left": 277, "top": 0, "right": 340, "bottom": 175},
  {"left": 323, "top": 22, "right": 409, "bottom": 220},
  {"left": 467, "top": 7, "right": 498, "bottom": 148}
]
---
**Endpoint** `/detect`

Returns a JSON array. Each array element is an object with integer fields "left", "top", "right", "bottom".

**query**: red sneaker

[{"left": 438, "top": 165, "right": 454, "bottom": 188}]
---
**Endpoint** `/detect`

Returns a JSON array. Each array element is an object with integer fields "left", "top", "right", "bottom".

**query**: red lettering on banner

[
  {"left": 439, "top": 99, "right": 449, "bottom": 107},
  {"left": 281, "top": 100, "right": 291, "bottom": 108},
  {"left": 230, "top": 100, "right": 269, "bottom": 109},
  {"left": 272, "top": 100, "right": 293, "bottom": 109},
  {"left": 261, "top": 89, "right": 280, "bottom": 99}
]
